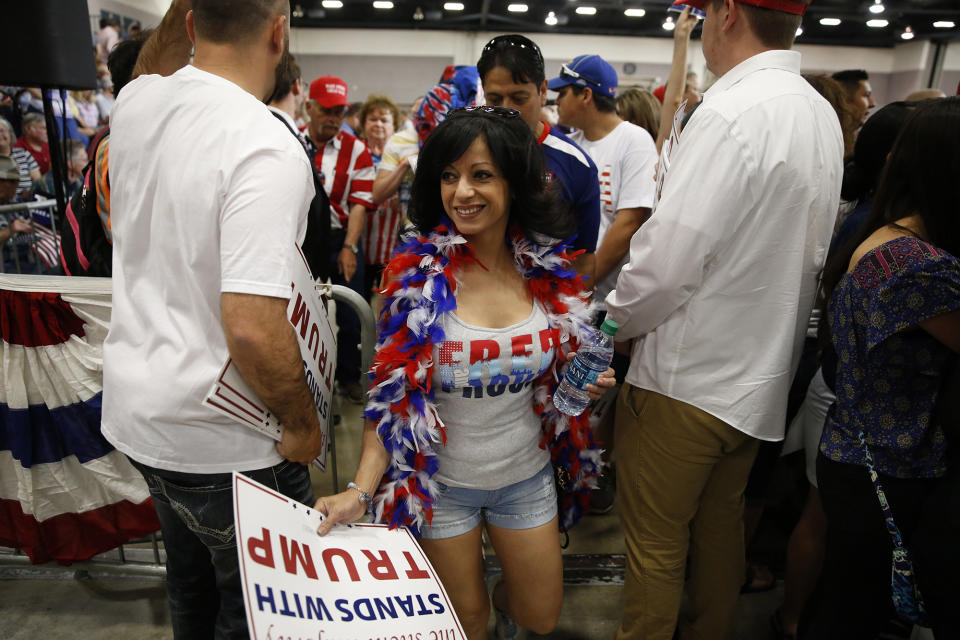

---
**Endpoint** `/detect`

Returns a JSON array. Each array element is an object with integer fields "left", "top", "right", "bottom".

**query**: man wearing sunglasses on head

[
  {"left": 477, "top": 35, "right": 601, "bottom": 277},
  {"left": 304, "top": 75, "right": 375, "bottom": 404},
  {"left": 548, "top": 55, "right": 658, "bottom": 309}
]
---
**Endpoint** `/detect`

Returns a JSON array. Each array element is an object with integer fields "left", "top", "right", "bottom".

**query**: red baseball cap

[
  {"left": 652, "top": 85, "right": 666, "bottom": 103},
  {"left": 309, "top": 76, "right": 349, "bottom": 108},
  {"left": 672, "top": 0, "right": 808, "bottom": 15}
]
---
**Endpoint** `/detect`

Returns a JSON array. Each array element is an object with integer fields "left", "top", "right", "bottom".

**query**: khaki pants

[{"left": 614, "top": 386, "right": 760, "bottom": 640}]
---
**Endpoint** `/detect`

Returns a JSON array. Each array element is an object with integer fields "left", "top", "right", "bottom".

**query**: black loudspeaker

[{"left": 0, "top": 0, "right": 97, "bottom": 89}]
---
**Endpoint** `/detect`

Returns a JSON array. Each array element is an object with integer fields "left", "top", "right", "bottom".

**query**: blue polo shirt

[{"left": 539, "top": 122, "right": 601, "bottom": 254}]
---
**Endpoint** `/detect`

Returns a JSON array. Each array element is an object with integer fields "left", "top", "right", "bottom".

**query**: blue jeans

[
  {"left": 131, "top": 458, "right": 314, "bottom": 640},
  {"left": 420, "top": 463, "right": 557, "bottom": 539}
]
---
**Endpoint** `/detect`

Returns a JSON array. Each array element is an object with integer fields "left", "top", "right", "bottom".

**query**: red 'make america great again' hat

[
  {"left": 309, "top": 76, "right": 349, "bottom": 108},
  {"left": 672, "top": 0, "right": 808, "bottom": 15}
]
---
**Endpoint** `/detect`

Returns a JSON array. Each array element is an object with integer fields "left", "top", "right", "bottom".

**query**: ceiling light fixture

[
  {"left": 663, "top": 15, "right": 675, "bottom": 30},
  {"left": 292, "top": 4, "right": 305, "bottom": 17},
  {"left": 795, "top": 26, "right": 803, "bottom": 36},
  {"left": 372, "top": 0, "right": 393, "bottom": 8},
  {"left": 866, "top": 18, "right": 888, "bottom": 28},
  {"left": 576, "top": 6, "right": 597, "bottom": 15},
  {"left": 933, "top": 20, "right": 956, "bottom": 28},
  {"left": 819, "top": 17, "right": 841, "bottom": 26},
  {"left": 868, "top": 0, "right": 884, "bottom": 14},
  {"left": 443, "top": 1, "right": 464, "bottom": 9},
  {"left": 508, "top": 3, "right": 529, "bottom": 11},
  {"left": 321, "top": 0, "right": 342, "bottom": 7},
  {"left": 413, "top": 5, "right": 424, "bottom": 18},
  {"left": 624, "top": 8, "right": 645, "bottom": 17},
  {"left": 545, "top": 10, "right": 558, "bottom": 24},
  {"left": 901, "top": 26, "right": 915, "bottom": 40}
]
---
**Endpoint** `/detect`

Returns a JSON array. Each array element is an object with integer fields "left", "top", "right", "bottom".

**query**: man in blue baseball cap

[
  {"left": 547, "top": 54, "right": 657, "bottom": 310},
  {"left": 547, "top": 54, "right": 619, "bottom": 100},
  {"left": 548, "top": 54, "right": 660, "bottom": 543}
]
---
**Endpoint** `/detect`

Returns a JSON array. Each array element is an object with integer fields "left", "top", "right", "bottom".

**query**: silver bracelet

[{"left": 346, "top": 482, "right": 371, "bottom": 505}]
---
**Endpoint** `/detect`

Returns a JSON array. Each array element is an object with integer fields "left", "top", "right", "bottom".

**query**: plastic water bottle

[
  {"left": 553, "top": 318, "right": 619, "bottom": 416},
  {"left": 398, "top": 180, "right": 412, "bottom": 209}
]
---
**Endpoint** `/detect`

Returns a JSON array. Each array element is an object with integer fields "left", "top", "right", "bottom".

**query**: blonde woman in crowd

[
  {"left": 803, "top": 75, "right": 859, "bottom": 161},
  {"left": 616, "top": 87, "right": 660, "bottom": 141},
  {"left": 358, "top": 94, "right": 403, "bottom": 302}
]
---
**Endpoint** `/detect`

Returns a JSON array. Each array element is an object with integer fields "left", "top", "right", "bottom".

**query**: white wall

[
  {"left": 86, "top": 0, "right": 165, "bottom": 31},
  {"left": 940, "top": 41, "right": 960, "bottom": 97},
  {"left": 290, "top": 27, "right": 945, "bottom": 105},
  {"left": 80, "top": 0, "right": 954, "bottom": 104}
]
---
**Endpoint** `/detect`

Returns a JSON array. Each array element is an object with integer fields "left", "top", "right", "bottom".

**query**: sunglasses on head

[
  {"left": 481, "top": 35, "right": 544, "bottom": 71},
  {"left": 559, "top": 64, "right": 603, "bottom": 90},
  {"left": 450, "top": 105, "right": 522, "bottom": 118}
]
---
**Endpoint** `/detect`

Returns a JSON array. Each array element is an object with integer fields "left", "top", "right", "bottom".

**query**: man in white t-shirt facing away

[
  {"left": 548, "top": 54, "right": 657, "bottom": 304},
  {"left": 605, "top": 0, "right": 838, "bottom": 637},
  {"left": 102, "top": 1, "right": 320, "bottom": 637}
]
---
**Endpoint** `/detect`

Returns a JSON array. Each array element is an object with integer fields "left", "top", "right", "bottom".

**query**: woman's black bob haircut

[{"left": 406, "top": 107, "right": 576, "bottom": 241}]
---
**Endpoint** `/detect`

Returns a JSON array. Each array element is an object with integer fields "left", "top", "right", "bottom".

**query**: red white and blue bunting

[
  {"left": 0, "top": 276, "right": 160, "bottom": 564},
  {"left": 365, "top": 221, "right": 603, "bottom": 536}
]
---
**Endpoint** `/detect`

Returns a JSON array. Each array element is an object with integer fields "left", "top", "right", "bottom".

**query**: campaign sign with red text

[
  {"left": 204, "top": 245, "right": 335, "bottom": 470},
  {"left": 234, "top": 473, "right": 466, "bottom": 640}
]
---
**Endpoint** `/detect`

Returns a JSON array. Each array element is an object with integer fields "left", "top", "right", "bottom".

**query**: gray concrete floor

[
  {"left": 0, "top": 576, "right": 783, "bottom": 640},
  {"left": 0, "top": 395, "right": 786, "bottom": 640}
]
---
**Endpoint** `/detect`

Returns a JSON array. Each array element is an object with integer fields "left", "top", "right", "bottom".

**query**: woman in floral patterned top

[{"left": 805, "top": 97, "right": 960, "bottom": 639}]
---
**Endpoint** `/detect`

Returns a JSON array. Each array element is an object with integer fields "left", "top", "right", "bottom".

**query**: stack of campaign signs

[{"left": 204, "top": 245, "right": 336, "bottom": 472}]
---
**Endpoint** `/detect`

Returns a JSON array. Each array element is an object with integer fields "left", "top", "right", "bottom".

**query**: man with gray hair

[
  {"left": 39, "top": 139, "right": 86, "bottom": 199},
  {"left": 102, "top": 1, "right": 321, "bottom": 636},
  {"left": 14, "top": 113, "right": 50, "bottom": 175}
]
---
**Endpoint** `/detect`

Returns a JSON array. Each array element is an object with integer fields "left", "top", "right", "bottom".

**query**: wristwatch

[{"left": 344, "top": 243, "right": 359, "bottom": 255}]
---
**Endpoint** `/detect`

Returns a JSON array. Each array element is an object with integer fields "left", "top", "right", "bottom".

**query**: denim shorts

[{"left": 421, "top": 462, "right": 557, "bottom": 539}]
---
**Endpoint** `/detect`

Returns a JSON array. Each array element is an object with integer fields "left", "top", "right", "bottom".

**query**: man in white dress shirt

[{"left": 605, "top": 0, "right": 842, "bottom": 638}]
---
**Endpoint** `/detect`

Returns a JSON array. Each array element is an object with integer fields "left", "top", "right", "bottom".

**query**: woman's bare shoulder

[{"left": 846, "top": 218, "right": 923, "bottom": 274}]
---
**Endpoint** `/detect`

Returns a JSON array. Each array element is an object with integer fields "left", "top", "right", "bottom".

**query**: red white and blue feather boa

[{"left": 364, "top": 219, "right": 603, "bottom": 537}]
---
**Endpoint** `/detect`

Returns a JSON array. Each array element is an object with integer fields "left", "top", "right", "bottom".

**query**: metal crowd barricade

[
  {"left": 0, "top": 276, "right": 630, "bottom": 587},
  {"left": 325, "top": 283, "right": 376, "bottom": 494},
  {"left": 0, "top": 278, "right": 376, "bottom": 581},
  {"left": 0, "top": 199, "right": 60, "bottom": 275}
]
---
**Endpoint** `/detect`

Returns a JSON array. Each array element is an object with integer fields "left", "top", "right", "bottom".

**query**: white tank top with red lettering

[{"left": 431, "top": 300, "right": 557, "bottom": 489}]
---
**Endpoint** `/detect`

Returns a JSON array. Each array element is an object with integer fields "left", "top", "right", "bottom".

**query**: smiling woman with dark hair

[
  {"left": 407, "top": 106, "right": 575, "bottom": 241},
  {"left": 315, "top": 106, "right": 611, "bottom": 639}
]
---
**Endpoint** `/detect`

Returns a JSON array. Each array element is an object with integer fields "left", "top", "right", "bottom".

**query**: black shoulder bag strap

[{"left": 270, "top": 110, "right": 332, "bottom": 281}]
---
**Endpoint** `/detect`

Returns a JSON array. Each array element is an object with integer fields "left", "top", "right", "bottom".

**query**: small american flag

[{"left": 27, "top": 208, "right": 60, "bottom": 269}]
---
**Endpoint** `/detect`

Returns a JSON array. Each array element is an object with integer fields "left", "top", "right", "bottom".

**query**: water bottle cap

[{"left": 600, "top": 318, "right": 619, "bottom": 336}]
